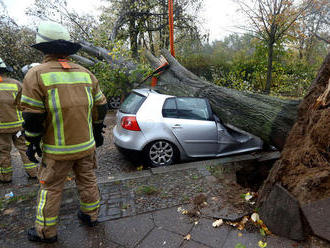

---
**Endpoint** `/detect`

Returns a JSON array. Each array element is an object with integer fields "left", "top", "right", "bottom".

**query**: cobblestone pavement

[{"left": 1, "top": 157, "right": 329, "bottom": 248}]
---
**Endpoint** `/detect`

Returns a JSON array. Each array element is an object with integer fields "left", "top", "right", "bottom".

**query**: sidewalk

[{"left": 1, "top": 153, "right": 328, "bottom": 248}]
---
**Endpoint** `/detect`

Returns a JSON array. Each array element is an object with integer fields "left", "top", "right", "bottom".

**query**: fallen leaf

[
  {"left": 237, "top": 224, "right": 244, "bottom": 230},
  {"left": 227, "top": 221, "right": 238, "bottom": 227},
  {"left": 260, "top": 229, "right": 266, "bottom": 236},
  {"left": 242, "top": 216, "right": 249, "bottom": 224},
  {"left": 136, "top": 166, "right": 143, "bottom": 171},
  {"left": 251, "top": 213, "right": 260, "bottom": 222},
  {"left": 245, "top": 193, "right": 253, "bottom": 201},
  {"left": 182, "top": 210, "right": 188, "bottom": 215},
  {"left": 212, "top": 219, "right": 223, "bottom": 228},
  {"left": 3, "top": 208, "right": 15, "bottom": 215},
  {"left": 238, "top": 232, "right": 243, "bottom": 237},
  {"left": 258, "top": 240, "right": 267, "bottom": 247},
  {"left": 184, "top": 234, "right": 191, "bottom": 240},
  {"left": 235, "top": 243, "right": 246, "bottom": 248}
]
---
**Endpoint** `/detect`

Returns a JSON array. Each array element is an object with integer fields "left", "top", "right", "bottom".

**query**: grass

[
  {"left": 206, "top": 164, "right": 235, "bottom": 179},
  {"left": 135, "top": 185, "right": 159, "bottom": 195},
  {"left": 191, "top": 175, "right": 199, "bottom": 180},
  {"left": 113, "top": 180, "right": 121, "bottom": 185},
  {"left": 121, "top": 203, "right": 130, "bottom": 210},
  {"left": 0, "top": 191, "right": 37, "bottom": 210}
]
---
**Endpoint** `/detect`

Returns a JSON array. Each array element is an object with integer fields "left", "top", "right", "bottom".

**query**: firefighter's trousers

[
  {"left": 0, "top": 133, "right": 38, "bottom": 182},
  {"left": 35, "top": 152, "right": 100, "bottom": 238}
]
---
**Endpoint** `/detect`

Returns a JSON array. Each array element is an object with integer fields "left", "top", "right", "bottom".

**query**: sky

[{"left": 2, "top": 0, "right": 245, "bottom": 42}]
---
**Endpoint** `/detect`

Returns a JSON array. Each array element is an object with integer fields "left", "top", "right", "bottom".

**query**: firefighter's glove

[
  {"left": 93, "top": 123, "right": 106, "bottom": 147},
  {"left": 26, "top": 143, "right": 42, "bottom": 163}
]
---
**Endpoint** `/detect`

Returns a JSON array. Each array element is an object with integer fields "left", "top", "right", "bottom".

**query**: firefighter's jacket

[
  {"left": 21, "top": 55, "right": 107, "bottom": 160},
  {"left": 0, "top": 76, "right": 24, "bottom": 134}
]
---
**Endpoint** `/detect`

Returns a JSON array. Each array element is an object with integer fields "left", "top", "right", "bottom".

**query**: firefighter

[
  {"left": 21, "top": 21, "right": 107, "bottom": 243},
  {"left": 0, "top": 58, "right": 38, "bottom": 183}
]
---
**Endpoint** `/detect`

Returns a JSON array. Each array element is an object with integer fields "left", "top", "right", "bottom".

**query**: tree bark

[
  {"left": 144, "top": 49, "right": 300, "bottom": 149},
  {"left": 265, "top": 40, "right": 274, "bottom": 94}
]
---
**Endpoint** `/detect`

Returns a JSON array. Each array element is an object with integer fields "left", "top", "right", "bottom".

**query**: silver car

[{"left": 113, "top": 89, "right": 263, "bottom": 167}]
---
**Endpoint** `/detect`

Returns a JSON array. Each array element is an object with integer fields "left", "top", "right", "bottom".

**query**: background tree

[
  {"left": 100, "top": 0, "right": 205, "bottom": 58},
  {"left": 237, "top": 0, "right": 315, "bottom": 94},
  {"left": 0, "top": 3, "right": 42, "bottom": 79},
  {"left": 26, "top": 0, "right": 99, "bottom": 41}
]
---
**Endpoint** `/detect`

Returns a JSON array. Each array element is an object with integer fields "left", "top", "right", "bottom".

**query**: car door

[{"left": 162, "top": 97, "right": 218, "bottom": 157}]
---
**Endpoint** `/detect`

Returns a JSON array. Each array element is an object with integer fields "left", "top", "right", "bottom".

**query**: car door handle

[{"left": 172, "top": 124, "right": 182, "bottom": 129}]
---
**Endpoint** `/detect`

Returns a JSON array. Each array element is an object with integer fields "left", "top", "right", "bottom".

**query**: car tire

[{"left": 144, "top": 140, "right": 178, "bottom": 167}]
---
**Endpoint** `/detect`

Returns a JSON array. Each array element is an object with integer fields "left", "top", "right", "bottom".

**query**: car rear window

[{"left": 119, "top": 92, "right": 146, "bottom": 114}]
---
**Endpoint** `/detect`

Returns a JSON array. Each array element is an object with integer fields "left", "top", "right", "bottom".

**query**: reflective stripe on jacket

[
  {"left": 21, "top": 55, "right": 107, "bottom": 160},
  {"left": 0, "top": 77, "right": 24, "bottom": 133}
]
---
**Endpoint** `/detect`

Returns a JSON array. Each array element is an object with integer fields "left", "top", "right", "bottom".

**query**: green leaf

[
  {"left": 235, "top": 243, "right": 246, "bottom": 248},
  {"left": 260, "top": 229, "right": 266, "bottom": 236}
]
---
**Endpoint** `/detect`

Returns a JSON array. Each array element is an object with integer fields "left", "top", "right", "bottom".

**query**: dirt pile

[{"left": 260, "top": 53, "right": 330, "bottom": 205}]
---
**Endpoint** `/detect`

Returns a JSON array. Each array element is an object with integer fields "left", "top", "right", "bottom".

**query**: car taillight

[{"left": 121, "top": 116, "right": 141, "bottom": 131}]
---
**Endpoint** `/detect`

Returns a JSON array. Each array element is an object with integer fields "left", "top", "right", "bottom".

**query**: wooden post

[{"left": 168, "top": 0, "right": 175, "bottom": 57}]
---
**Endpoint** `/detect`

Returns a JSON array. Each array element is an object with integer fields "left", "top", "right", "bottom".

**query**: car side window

[
  {"left": 176, "top": 98, "right": 210, "bottom": 121},
  {"left": 162, "top": 98, "right": 177, "bottom": 118}
]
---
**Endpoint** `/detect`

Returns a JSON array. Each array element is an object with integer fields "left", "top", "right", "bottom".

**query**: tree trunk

[
  {"left": 129, "top": 17, "right": 138, "bottom": 59},
  {"left": 145, "top": 49, "right": 300, "bottom": 149},
  {"left": 265, "top": 40, "right": 274, "bottom": 94}
]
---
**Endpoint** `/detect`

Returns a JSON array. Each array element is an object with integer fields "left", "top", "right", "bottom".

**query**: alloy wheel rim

[{"left": 149, "top": 141, "right": 173, "bottom": 166}]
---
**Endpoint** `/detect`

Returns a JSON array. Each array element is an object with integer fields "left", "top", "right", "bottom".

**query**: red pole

[{"left": 168, "top": 0, "right": 175, "bottom": 57}]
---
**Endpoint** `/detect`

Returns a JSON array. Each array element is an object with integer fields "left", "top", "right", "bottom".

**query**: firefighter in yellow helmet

[
  {"left": 0, "top": 58, "right": 38, "bottom": 183},
  {"left": 21, "top": 21, "right": 107, "bottom": 243}
]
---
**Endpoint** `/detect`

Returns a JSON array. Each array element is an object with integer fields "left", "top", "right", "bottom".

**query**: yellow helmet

[{"left": 32, "top": 21, "right": 81, "bottom": 55}]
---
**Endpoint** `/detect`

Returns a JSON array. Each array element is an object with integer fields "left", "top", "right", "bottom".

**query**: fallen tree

[
  {"left": 144, "top": 49, "right": 300, "bottom": 149},
  {"left": 78, "top": 42, "right": 300, "bottom": 149}
]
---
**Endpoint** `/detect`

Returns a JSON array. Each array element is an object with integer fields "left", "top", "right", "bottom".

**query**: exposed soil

[{"left": 260, "top": 54, "right": 330, "bottom": 205}]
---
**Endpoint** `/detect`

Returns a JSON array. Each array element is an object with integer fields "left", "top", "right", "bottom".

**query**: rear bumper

[{"left": 113, "top": 125, "right": 147, "bottom": 151}]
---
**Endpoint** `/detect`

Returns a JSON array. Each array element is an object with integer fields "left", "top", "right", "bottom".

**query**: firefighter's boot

[
  {"left": 78, "top": 210, "right": 98, "bottom": 227},
  {"left": 27, "top": 227, "right": 57, "bottom": 243}
]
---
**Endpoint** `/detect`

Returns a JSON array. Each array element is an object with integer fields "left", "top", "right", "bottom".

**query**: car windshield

[{"left": 119, "top": 92, "right": 146, "bottom": 114}]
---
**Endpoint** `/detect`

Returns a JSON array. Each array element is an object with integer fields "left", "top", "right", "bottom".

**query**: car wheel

[
  {"left": 144, "top": 140, "right": 178, "bottom": 167},
  {"left": 108, "top": 96, "right": 121, "bottom": 109}
]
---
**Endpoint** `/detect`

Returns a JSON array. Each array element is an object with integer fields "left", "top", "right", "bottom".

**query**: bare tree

[
  {"left": 237, "top": 0, "right": 315, "bottom": 94},
  {"left": 292, "top": 0, "right": 330, "bottom": 63},
  {"left": 102, "top": 0, "right": 205, "bottom": 58}
]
